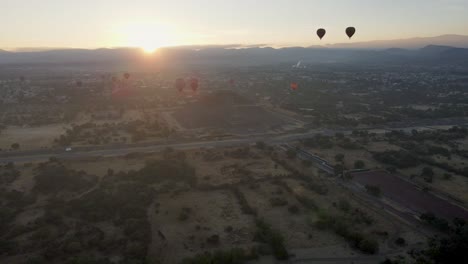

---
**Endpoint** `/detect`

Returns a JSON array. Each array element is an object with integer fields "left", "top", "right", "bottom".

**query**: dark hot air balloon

[
  {"left": 317, "top": 28, "right": 326, "bottom": 40},
  {"left": 175, "top": 78, "right": 186, "bottom": 93},
  {"left": 76, "top": 81, "right": 83, "bottom": 87},
  {"left": 290, "top": 82, "right": 298, "bottom": 90},
  {"left": 124, "top": 73, "right": 130, "bottom": 80},
  {"left": 346, "top": 27, "right": 356, "bottom": 39},
  {"left": 190, "top": 78, "right": 199, "bottom": 92}
]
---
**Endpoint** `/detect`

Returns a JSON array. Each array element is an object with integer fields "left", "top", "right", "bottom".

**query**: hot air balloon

[
  {"left": 317, "top": 28, "right": 326, "bottom": 40},
  {"left": 124, "top": 72, "right": 130, "bottom": 80},
  {"left": 290, "top": 82, "right": 298, "bottom": 91},
  {"left": 346, "top": 27, "right": 356, "bottom": 39},
  {"left": 111, "top": 78, "right": 135, "bottom": 99},
  {"left": 76, "top": 80, "right": 83, "bottom": 87},
  {"left": 175, "top": 78, "right": 186, "bottom": 93},
  {"left": 112, "top": 87, "right": 134, "bottom": 98},
  {"left": 20, "top": 76, "right": 25, "bottom": 82},
  {"left": 190, "top": 78, "right": 199, "bottom": 92}
]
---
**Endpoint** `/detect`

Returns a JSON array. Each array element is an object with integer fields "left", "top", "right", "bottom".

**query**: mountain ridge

[{"left": 1, "top": 42, "right": 468, "bottom": 66}]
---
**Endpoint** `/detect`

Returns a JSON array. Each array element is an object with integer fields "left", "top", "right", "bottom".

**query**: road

[
  {"left": 1, "top": 120, "right": 468, "bottom": 164},
  {"left": 0, "top": 129, "right": 352, "bottom": 164}
]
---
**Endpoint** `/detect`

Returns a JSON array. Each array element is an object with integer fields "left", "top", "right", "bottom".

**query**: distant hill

[
  {"left": 1, "top": 43, "right": 468, "bottom": 67},
  {"left": 327, "top": 34, "right": 468, "bottom": 49},
  {"left": 0, "top": 48, "right": 143, "bottom": 65}
]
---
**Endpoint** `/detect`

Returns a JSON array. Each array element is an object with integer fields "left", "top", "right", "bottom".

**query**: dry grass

[{"left": 0, "top": 124, "right": 65, "bottom": 150}]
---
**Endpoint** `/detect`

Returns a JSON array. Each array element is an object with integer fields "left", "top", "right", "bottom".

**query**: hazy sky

[{"left": 2, "top": 0, "right": 468, "bottom": 50}]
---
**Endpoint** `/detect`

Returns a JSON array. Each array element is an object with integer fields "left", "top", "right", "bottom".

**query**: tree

[
  {"left": 354, "top": 160, "right": 365, "bottom": 169},
  {"left": 365, "top": 185, "right": 381, "bottom": 197},
  {"left": 335, "top": 132, "right": 345, "bottom": 139},
  {"left": 302, "top": 160, "right": 313, "bottom": 167},
  {"left": 255, "top": 141, "right": 266, "bottom": 150},
  {"left": 286, "top": 149, "right": 296, "bottom": 159},
  {"left": 335, "top": 154, "right": 345, "bottom": 163},
  {"left": 358, "top": 239, "right": 379, "bottom": 254},
  {"left": 387, "top": 167, "right": 397, "bottom": 174},
  {"left": 421, "top": 167, "right": 434, "bottom": 183},
  {"left": 335, "top": 164, "right": 344, "bottom": 176},
  {"left": 11, "top": 143, "right": 20, "bottom": 150},
  {"left": 443, "top": 173, "right": 452, "bottom": 180},
  {"left": 395, "top": 237, "right": 406, "bottom": 246}
]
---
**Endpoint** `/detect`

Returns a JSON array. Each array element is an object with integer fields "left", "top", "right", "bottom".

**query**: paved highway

[{"left": 1, "top": 120, "right": 467, "bottom": 164}]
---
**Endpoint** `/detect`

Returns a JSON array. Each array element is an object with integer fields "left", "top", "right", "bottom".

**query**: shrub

[
  {"left": 358, "top": 239, "right": 379, "bottom": 254},
  {"left": 181, "top": 248, "right": 258, "bottom": 264},
  {"left": 288, "top": 205, "right": 300, "bottom": 214},
  {"left": 255, "top": 219, "right": 288, "bottom": 260},
  {"left": 365, "top": 185, "right": 381, "bottom": 197},
  {"left": 354, "top": 160, "right": 365, "bottom": 169},
  {"left": 270, "top": 197, "right": 288, "bottom": 207},
  {"left": 395, "top": 237, "right": 406, "bottom": 246},
  {"left": 338, "top": 199, "right": 351, "bottom": 212}
]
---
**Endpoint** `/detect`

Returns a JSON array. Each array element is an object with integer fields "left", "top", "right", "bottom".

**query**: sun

[
  {"left": 142, "top": 45, "right": 157, "bottom": 53},
  {"left": 120, "top": 23, "right": 175, "bottom": 53},
  {"left": 132, "top": 34, "right": 167, "bottom": 53}
]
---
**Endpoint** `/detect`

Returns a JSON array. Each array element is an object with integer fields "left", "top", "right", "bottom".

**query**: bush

[
  {"left": 302, "top": 160, "right": 313, "bottom": 167},
  {"left": 421, "top": 167, "right": 434, "bottom": 183},
  {"left": 365, "top": 185, "right": 381, "bottom": 197},
  {"left": 286, "top": 149, "right": 296, "bottom": 159},
  {"left": 373, "top": 151, "right": 419, "bottom": 168},
  {"left": 207, "top": 234, "right": 220, "bottom": 245},
  {"left": 395, "top": 237, "right": 406, "bottom": 246},
  {"left": 232, "top": 188, "right": 256, "bottom": 215},
  {"left": 338, "top": 199, "right": 351, "bottom": 212},
  {"left": 354, "top": 160, "right": 365, "bottom": 169},
  {"left": 358, "top": 239, "right": 379, "bottom": 254},
  {"left": 294, "top": 195, "right": 318, "bottom": 211},
  {"left": 270, "top": 197, "right": 288, "bottom": 207},
  {"left": 11, "top": 143, "right": 20, "bottom": 150},
  {"left": 34, "top": 163, "right": 96, "bottom": 194},
  {"left": 181, "top": 248, "right": 258, "bottom": 264},
  {"left": 255, "top": 141, "right": 266, "bottom": 149},
  {"left": 288, "top": 205, "right": 300, "bottom": 214},
  {"left": 315, "top": 211, "right": 379, "bottom": 255},
  {"left": 178, "top": 207, "right": 192, "bottom": 221},
  {"left": 335, "top": 154, "right": 345, "bottom": 163},
  {"left": 420, "top": 212, "right": 450, "bottom": 232},
  {"left": 255, "top": 219, "right": 288, "bottom": 260}
]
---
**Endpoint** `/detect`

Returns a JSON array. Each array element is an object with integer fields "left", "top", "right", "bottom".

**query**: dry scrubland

[
  {"left": 0, "top": 107, "right": 172, "bottom": 152},
  {"left": 0, "top": 145, "right": 424, "bottom": 264},
  {"left": 0, "top": 125, "right": 65, "bottom": 151},
  {"left": 301, "top": 132, "right": 468, "bottom": 206}
]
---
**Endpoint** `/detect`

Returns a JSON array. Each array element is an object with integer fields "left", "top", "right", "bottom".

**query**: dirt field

[
  {"left": 148, "top": 190, "right": 257, "bottom": 263},
  {"left": 0, "top": 124, "right": 65, "bottom": 150},
  {"left": 351, "top": 170, "right": 468, "bottom": 221}
]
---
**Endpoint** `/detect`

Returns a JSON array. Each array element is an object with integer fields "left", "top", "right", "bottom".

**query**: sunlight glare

[{"left": 120, "top": 23, "right": 175, "bottom": 52}]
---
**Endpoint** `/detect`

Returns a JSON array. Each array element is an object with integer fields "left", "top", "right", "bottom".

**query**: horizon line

[{"left": 2, "top": 33, "right": 467, "bottom": 52}]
